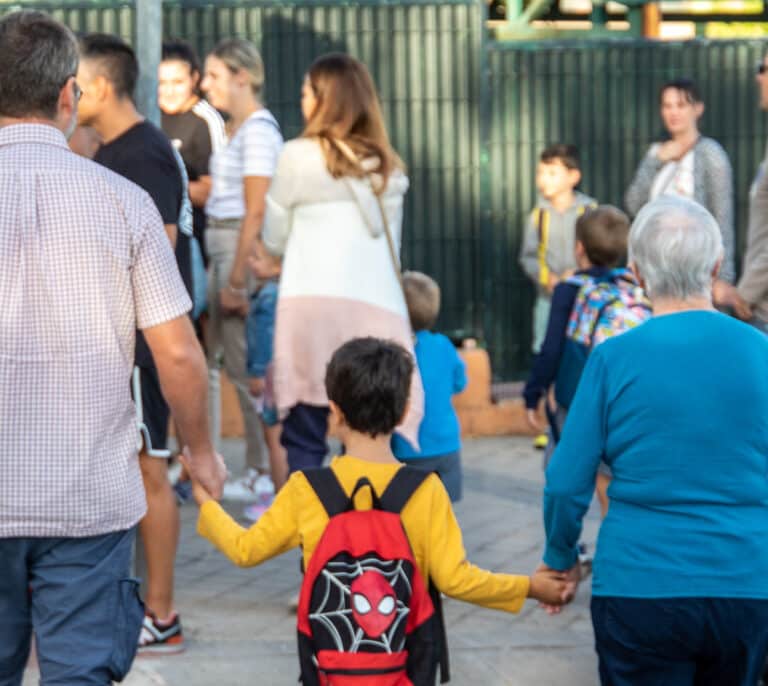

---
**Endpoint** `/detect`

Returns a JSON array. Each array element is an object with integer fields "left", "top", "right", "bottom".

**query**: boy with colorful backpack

[
  {"left": 185, "top": 337, "right": 569, "bottom": 684},
  {"left": 523, "top": 206, "right": 650, "bottom": 516}
]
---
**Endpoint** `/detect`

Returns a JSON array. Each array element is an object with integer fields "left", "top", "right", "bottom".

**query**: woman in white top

[
  {"left": 201, "top": 39, "right": 283, "bottom": 496},
  {"left": 262, "top": 53, "right": 423, "bottom": 472},
  {"left": 625, "top": 78, "right": 735, "bottom": 306}
]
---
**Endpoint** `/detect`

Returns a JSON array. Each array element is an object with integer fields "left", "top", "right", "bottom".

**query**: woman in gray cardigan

[{"left": 625, "top": 78, "right": 735, "bottom": 300}]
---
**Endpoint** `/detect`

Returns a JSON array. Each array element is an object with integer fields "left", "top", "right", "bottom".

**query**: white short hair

[{"left": 629, "top": 196, "right": 723, "bottom": 300}]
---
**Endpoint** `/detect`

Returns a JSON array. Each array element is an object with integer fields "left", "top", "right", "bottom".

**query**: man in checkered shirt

[{"left": 0, "top": 11, "right": 226, "bottom": 685}]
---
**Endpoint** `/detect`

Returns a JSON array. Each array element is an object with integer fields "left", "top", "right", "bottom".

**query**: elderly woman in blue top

[{"left": 542, "top": 195, "right": 768, "bottom": 686}]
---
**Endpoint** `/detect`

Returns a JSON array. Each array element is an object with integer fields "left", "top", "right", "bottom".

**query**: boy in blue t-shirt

[
  {"left": 392, "top": 272, "right": 467, "bottom": 502},
  {"left": 244, "top": 238, "right": 287, "bottom": 520}
]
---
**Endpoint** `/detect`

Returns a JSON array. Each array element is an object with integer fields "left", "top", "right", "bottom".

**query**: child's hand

[
  {"left": 530, "top": 563, "right": 580, "bottom": 613},
  {"left": 546, "top": 273, "right": 559, "bottom": 294},
  {"left": 249, "top": 377, "right": 265, "bottom": 397},
  {"left": 178, "top": 451, "right": 217, "bottom": 506}
]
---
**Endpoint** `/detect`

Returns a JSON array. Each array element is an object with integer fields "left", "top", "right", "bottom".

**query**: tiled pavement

[{"left": 24, "top": 436, "right": 601, "bottom": 686}]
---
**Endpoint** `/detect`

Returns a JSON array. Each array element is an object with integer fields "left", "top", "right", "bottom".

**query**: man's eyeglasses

[
  {"left": 757, "top": 63, "right": 768, "bottom": 75},
  {"left": 62, "top": 74, "right": 82, "bottom": 101}
]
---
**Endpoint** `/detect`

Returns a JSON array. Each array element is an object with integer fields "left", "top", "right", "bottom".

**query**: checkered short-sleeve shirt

[{"left": 0, "top": 124, "right": 191, "bottom": 537}]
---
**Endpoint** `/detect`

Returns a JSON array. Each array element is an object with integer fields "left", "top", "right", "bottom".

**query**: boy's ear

[
  {"left": 327, "top": 400, "right": 345, "bottom": 437},
  {"left": 568, "top": 168, "right": 582, "bottom": 188},
  {"left": 574, "top": 239, "right": 586, "bottom": 260},
  {"left": 694, "top": 102, "right": 705, "bottom": 119}
]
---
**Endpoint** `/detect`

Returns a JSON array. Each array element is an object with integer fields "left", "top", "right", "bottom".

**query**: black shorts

[{"left": 131, "top": 365, "right": 170, "bottom": 457}]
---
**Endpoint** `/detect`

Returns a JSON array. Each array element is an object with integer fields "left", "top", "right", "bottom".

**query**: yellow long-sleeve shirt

[{"left": 197, "top": 455, "right": 531, "bottom": 613}]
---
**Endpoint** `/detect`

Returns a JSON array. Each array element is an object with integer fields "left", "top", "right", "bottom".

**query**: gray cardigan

[
  {"left": 739, "top": 145, "right": 768, "bottom": 322},
  {"left": 624, "top": 136, "right": 735, "bottom": 283}
]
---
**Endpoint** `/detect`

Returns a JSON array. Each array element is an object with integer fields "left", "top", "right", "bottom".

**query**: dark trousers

[
  {"left": 591, "top": 596, "right": 768, "bottom": 686},
  {"left": 0, "top": 529, "right": 143, "bottom": 686},
  {"left": 281, "top": 403, "right": 330, "bottom": 473}
]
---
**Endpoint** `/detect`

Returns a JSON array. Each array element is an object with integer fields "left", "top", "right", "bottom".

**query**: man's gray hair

[
  {"left": 0, "top": 11, "right": 78, "bottom": 119},
  {"left": 629, "top": 196, "right": 723, "bottom": 300}
]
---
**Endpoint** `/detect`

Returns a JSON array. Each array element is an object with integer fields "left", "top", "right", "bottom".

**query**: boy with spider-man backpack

[{"left": 185, "top": 337, "right": 569, "bottom": 684}]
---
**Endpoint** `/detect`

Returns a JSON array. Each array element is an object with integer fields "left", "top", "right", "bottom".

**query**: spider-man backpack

[{"left": 297, "top": 467, "right": 450, "bottom": 685}]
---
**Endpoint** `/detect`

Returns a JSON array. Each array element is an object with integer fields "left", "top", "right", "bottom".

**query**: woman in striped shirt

[{"left": 201, "top": 39, "right": 283, "bottom": 497}]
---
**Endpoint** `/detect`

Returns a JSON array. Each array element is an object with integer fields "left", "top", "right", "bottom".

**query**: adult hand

[
  {"left": 535, "top": 562, "right": 581, "bottom": 615},
  {"left": 181, "top": 446, "right": 227, "bottom": 500},
  {"left": 656, "top": 140, "right": 688, "bottom": 163},
  {"left": 526, "top": 408, "right": 544, "bottom": 432},
  {"left": 528, "top": 566, "right": 568, "bottom": 606},
  {"left": 219, "top": 287, "right": 248, "bottom": 317}
]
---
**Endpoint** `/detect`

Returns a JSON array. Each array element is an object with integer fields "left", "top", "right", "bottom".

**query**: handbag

[{"left": 330, "top": 137, "right": 404, "bottom": 291}]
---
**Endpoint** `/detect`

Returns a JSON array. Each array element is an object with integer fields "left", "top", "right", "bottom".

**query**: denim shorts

[{"left": 0, "top": 528, "right": 144, "bottom": 686}]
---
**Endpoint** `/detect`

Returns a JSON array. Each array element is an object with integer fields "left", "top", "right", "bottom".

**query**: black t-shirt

[
  {"left": 162, "top": 109, "right": 213, "bottom": 256},
  {"left": 95, "top": 120, "right": 187, "bottom": 368}
]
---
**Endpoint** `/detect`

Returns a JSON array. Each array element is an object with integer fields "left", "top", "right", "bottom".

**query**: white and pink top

[{"left": 262, "top": 137, "right": 423, "bottom": 447}]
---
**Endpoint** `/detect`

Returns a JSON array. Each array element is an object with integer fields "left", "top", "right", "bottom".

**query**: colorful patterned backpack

[{"left": 555, "top": 269, "right": 651, "bottom": 409}]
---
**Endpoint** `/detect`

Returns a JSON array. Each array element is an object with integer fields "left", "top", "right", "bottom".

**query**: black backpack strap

[
  {"left": 379, "top": 466, "right": 431, "bottom": 514},
  {"left": 303, "top": 467, "right": 349, "bottom": 518},
  {"left": 429, "top": 582, "right": 451, "bottom": 684}
]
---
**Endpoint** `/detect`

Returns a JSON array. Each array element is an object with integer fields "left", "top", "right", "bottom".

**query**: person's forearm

[
  {"left": 189, "top": 177, "right": 211, "bottom": 208},
  {"left": 228, "top": 212, "right": 263, "bottom": 288}
]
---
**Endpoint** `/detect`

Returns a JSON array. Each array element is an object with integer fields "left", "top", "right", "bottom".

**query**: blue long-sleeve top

[
  {"left": 523, "top": 266, "right": 611, "bottom": 410},
  {"left": 246, "top": 279, "right": 278, "bottom": 378},
  {"left": 544, "top": 310, "right": 768, "bottom": 599},
  {"left": 392, "top": 331, "right": 467, "bottom": 459}
]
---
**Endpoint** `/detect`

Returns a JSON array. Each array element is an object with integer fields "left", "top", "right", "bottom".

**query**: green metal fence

[
  {"left": 2, "top": 2, "right": 767, "bottom": 379},
  {"left": 3, "top": 0, "right": 486, "bottom": 369},
  {"left": 485, "top": 39, "right": 768, "bottom": 377}
]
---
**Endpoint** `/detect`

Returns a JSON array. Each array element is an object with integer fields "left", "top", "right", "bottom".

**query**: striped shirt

[
  {"left": 192, "top": 98, "right": 227, "bottom": 155},
  {"left": 206, "top": 109, "right": 283, "bottom": 220},
  {"left": 0, "top": 124, "right": 191, "bottom": 537}
]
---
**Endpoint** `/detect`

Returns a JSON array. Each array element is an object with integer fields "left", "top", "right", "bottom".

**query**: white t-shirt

[
  {"left": 649, "top": 144, "right": 695, "bottom": 201},
  {"left": 206, "top": 109, "right": 283, "bottom": 220}
]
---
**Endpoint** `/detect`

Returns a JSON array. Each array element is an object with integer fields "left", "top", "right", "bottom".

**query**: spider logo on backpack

[{"left": 350, "top": 570, "right": 397, "bottom": 638}]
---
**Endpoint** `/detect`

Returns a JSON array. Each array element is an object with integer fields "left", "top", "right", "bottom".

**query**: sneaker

[
  {"left": 533, "top": 433, "right": 548, "bottom": 450},
  {"left": 243, "top": 502, "right": 270, "bottom": 522},
  {"left": 137, "top": 611, "right": 185, "bottom": 655},
  {"left": 577, "top": 542, "right": 593, "bottom": 579},
  {"left": 222, "top": 468, "right": 266, "bottom": 502}
]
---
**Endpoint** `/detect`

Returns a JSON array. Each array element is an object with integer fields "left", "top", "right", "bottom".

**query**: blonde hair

[
  {"left": 210, "top": 38, "right": 264, "bottom": 96},
  {"left": 402, "top": 271, "right": 441, "bottom": 331},
  {"left": 302, "top": 53, "right": 402, "bottom": 191}
]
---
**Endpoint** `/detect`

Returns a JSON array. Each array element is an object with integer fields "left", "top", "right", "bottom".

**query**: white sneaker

[
  {"left": 254, "top": 473, "right": 275, "bottom": 498},
  {"left": 222, "top": 469, "right": 262, "bottom": 502}
]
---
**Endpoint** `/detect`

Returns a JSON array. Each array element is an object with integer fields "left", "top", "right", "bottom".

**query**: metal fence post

[{"left": 134, "top": 0, "right": 162, "bottom": 125}]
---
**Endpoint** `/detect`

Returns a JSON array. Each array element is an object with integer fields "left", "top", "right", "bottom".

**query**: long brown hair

[{"left": 302, "top": 53, "right": 402, "bottom": 190}]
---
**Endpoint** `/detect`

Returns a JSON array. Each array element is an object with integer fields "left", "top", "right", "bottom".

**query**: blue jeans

[
  {"left": 0, "top": 529, "right": 143, "bottom": 686},
  {"left": 591, "top": 596, "right": 768, "bottom": 686}
]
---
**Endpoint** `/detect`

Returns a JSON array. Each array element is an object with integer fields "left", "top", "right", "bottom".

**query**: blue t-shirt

[
  {"left": 544, "top": 310, "right": 768, "bottom": 599},
  {"left": 392, "top": 331, "right": 467, "bottom": 459}
]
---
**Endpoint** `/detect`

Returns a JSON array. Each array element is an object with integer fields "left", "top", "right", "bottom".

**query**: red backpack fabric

[{"left": 297, "top": 467, "right": 449, "bottom": 686}]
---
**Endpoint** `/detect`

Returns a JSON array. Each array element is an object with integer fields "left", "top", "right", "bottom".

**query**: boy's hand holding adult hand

[
  {"left": 180, "top": 446, "right": 227, "bottom": 502},
  {"left": 532, "top": 562, "right": 581, "bottom": 614},
  {"left": 528, "top": 565, "right": 569, "bottom": 607}
]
